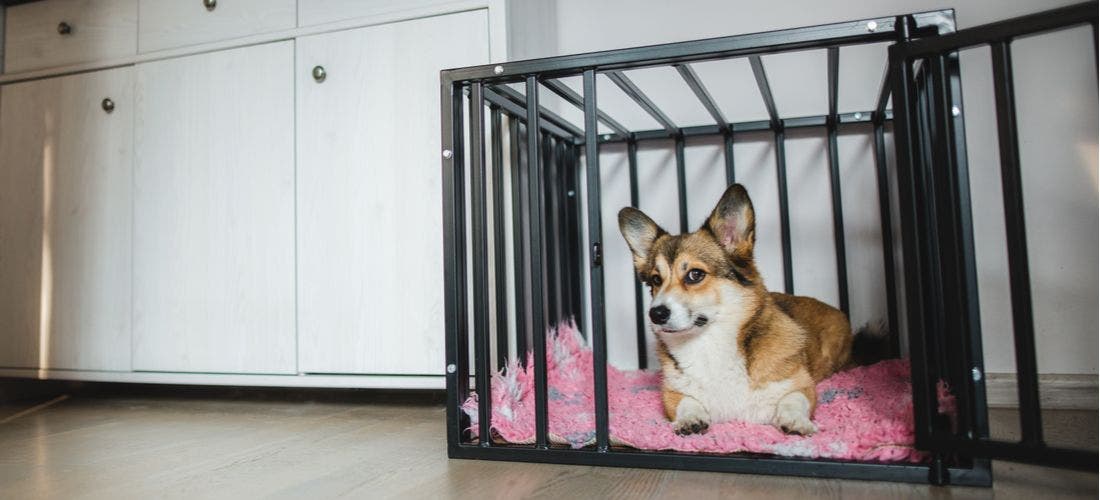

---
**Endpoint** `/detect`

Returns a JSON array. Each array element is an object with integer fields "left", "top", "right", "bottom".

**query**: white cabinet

[
  {"left": 0, "top": 67, "right": 133, "bottom": 371},
  {"left": 3, "top": 0, "right": 138, "bottom": 73},
  {"left": 295, "top": 10, "right": 490, "bottom": 374},
  {"left": 137, "top": 0, "right": 296, "bottom": 53},
  {"left": 133, "top": 41, "right": 296, "bottom": 374}
]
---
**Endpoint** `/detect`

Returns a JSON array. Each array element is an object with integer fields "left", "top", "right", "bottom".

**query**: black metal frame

[
  {"left": 888, "top": 1, "right": 1099, "bottom": 473},
  {"left": 441, "top": 3, "right": 1098, "bottom": 486}
]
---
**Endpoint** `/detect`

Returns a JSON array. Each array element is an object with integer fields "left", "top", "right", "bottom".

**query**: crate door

[{"left": 889, "top": 3, "right": 1097, "bottom": 472}]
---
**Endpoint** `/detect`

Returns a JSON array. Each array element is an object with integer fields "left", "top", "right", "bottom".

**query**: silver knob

[
  {"left": 203, "top": 0, "right": 216, "bottom": 11},
  {"left": 57, "top": 21, "right": 72, "bottom": 35},
  {"left": 101, "top": 98, "right": 115, "bottom": 114},
  {"left": 312, "top": 65, "right": 326, "bottom": 83}
]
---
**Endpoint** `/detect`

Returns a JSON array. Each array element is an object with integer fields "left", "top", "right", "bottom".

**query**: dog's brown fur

[{"left": 619, "top": 183, "right": 854, "bottom": 434}]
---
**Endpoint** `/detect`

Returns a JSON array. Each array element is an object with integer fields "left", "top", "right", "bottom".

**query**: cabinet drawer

[
  {"left": 297, "top": 0, "right": 458, "bottom": 27},
  {"left": 4, "top": 0, "right": 137, "bottom": 73},
  {"left": 138, "top": 0, "right": 296, "bottom": 53}
]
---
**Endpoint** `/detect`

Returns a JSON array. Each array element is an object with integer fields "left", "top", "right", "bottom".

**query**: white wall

[{"left": 508, "top": 0, "right": 1098, "bottom": 375}]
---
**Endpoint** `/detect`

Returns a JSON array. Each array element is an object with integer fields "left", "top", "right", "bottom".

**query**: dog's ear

[
  {"left": 705, "top": 184, "right": 755, "bottom": 259},
  {"left": 618, "top": 207, "right": 665, "bottom": 267}
]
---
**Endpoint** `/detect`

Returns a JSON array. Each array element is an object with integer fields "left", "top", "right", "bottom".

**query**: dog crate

[{"left": 440, "top": 3, "right": 1097, "bottom": 485}]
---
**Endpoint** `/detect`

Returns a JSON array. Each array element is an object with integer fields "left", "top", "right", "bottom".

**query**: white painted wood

[
  {"left": 0, "top": 68, "right": 133, "bottom": 371},
  {"left": 133, "top": 41, "right": 295, "bottom": 374},
  {"left": 137, "top": 0, "right": 295, "bottom": 53},
  {"left": 296, "top": 10, "right": 490, "bottom": 375},
  {"left": 4, "top": 0, "right": 137, "bottom": 73},
  {"left": 0, "top": 0, "right": 509, "bottom": 85},
  {"left": 299, "top": 0, "right": 468, "bottom": 27},
  {"left": 0, "top": 368, "right": 446, "bottom": 389}
]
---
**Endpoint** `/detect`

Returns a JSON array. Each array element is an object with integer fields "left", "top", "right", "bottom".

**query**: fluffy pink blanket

[{"left": 462, "top": 322, "right": 951, "bottom": 462}]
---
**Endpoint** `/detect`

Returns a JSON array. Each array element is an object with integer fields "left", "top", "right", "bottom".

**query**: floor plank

[{"left": 0, "top": 390, "right": 1094, "bottom": 499}]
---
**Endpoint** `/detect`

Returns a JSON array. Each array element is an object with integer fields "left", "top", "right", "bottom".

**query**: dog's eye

[
  {"left": 649, "top": 275, "right": 663, "bottom": 287},
  {"left": 685, "top": 269, "right": 706, "bottom": 284}
]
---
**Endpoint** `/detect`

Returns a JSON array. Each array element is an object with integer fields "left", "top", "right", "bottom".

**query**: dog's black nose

[{"left": 649, "top": 305, "right": 671, "bottom": 325}]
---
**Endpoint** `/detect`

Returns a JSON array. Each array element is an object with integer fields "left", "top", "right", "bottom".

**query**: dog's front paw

[
  {"left": 774, "top": 413, "right": 817, "bottom": 436},
  {"left": 774, "top": 391, "right": 817, "bottom": 436},
  {"left": 674, "top": 418, "right": 710, "bottom": 436},
  {"left": 672, "top": 396, "right": 710, "bottom": 436}
]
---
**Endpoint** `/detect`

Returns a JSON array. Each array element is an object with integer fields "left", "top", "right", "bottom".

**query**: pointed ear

[
  {"left": 705, "top": 184, "right": 755, "bottom": 258},
  {"left": 618, "top": 207, "right": 664, "bottom": 265}
]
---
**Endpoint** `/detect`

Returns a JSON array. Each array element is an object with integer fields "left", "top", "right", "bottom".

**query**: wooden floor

[{"left": 0, "top": 385, "right": 1095, "bottom": 499}]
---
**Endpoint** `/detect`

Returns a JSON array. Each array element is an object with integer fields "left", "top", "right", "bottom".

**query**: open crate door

[{"left": 888, "top": 2, "right": 1097, "bottom": 477}]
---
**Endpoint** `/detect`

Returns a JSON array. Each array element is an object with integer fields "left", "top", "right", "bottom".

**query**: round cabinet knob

[
  {"left": 312, "top": 65, "right": 326, "bottom": 83},
  {"left": 101, "top": 98, "right": 115, "bottom": 113},
  {"left": 203, "top": 0, "right": 217, "bottom": 11},
  {"left": 57, "top": 21, "right": 73, "bottom": 35}
]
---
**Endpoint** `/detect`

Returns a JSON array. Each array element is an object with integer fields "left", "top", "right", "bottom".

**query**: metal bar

[
  {"left": 509, "top": 118, "right": 529, "bottom": 366},
  {"left": 628, "top": 139, "right": 648, "bottom": 370},
  {"left": 944, "top": 46, "right": 992, "bottom": 446},
  {"left": 491, "top": 107, "right": 509, "bottom": 369},
  {"left": 826, "top": 126, "right": 849, "bottom": 315},
  {"left": 481, "top": 87, "right": 577, "bottom": 141},
  {"left": 749, "top": 56, "right": 781, "bottom": 130},
  {"left": 542, "top": 78, "right": 631, "bottom": 138},
  {"left": 873, "top": 120, "right": 900, "bottom": 357},
  {"left": 450, "top": 445, "right": 990, "bottom": 486},
  {"left": 606, "top": 70, "right": 680, "bottom": 136},
  {"left": 574, "top": 144, "right": 589, "bottom": 332},
  {"left": 892, "top": 2, "right": 1096, "bottom": 57},
  {"left": 925, "top": 435, "right": 1095, "bottom": 471},
  {"left": 469, "top": 83, "right": 493, "bottom": 446},
  {"left": 675, "top": 135, "right": 689, "bottom": 233},
  {"left": 525, "top": 76, "right": 550, "bottom": 449},
  {"left": 827, "top": 47, "right": 839, "bottom": 118},
  {"left": 442, "top": 80, "right": 470, "bottom": 445},
  {"left": 775, "top": 130, "right": 793, "bottom": 294},
  {"left": 583, "top": 69, "right": 611, "bottom": 452},
  {"left": 888, "top": 20, "right": 936, "bottom": 449},
  {"left": 442, "top": 10, "right": 951, "bottom": 81},
  {"left": 542, "top": 133, "right": 561, "bottom": 324},
  {"left": 561, "top": 143, "right": 582, "bottom": 324},
  {"left": 826, "top": 46, "right": 849, "bottom": 314},
  {"left": 491, "top": 84, "right": 585, "bottom": 138},
  {"left": 675, "top": 64, "right": 729, "bottom": 132},
  {"left": 723, "top": 132, "right": 735, "bottom": 185},
  {"left": 990, "top": 41, "right": 1043, "bottom": 445},
  {"left": 602, "top": 110, "right": 885, "bottom": 142}
]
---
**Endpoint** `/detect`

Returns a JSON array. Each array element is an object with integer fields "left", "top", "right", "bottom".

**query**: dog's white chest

[{"left": 663, "top": 331, "right": 792, "bottom": 425}]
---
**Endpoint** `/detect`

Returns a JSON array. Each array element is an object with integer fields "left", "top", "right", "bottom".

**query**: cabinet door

[
  {"left": 133, "top": 41, "right": 295, "bottom": 374},
  {"left": 296, "top": 10, "right": 490, "bottom": 374},
  {"left": 0, "top": 67, "right": 133, "bottom": 371}
]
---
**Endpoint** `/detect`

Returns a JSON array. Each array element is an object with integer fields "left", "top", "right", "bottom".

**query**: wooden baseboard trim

[{"left": 985, "top": 373, "right": 1098, "bottom": 410}]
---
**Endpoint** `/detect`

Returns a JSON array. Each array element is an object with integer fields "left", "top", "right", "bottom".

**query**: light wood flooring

[{"left": 0, "top": 383, "right": 1095, "bottom": 499}]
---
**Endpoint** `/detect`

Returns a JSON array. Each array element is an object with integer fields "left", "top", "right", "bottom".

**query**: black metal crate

[{"left": 440, "top": 3, "right": 1097, "bottom": 485}]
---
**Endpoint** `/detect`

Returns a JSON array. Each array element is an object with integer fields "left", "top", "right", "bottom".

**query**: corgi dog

[{"left": 618, "top": 183, "right": 872, "bottom": 436}]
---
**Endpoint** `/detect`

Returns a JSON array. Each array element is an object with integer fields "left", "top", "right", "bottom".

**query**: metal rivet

[
  {"left": 446, "top": 363, "right": 457, "bottom": 374},
  {"left": 602, "top": 134, "right": 612, "bottom": 141},
  {"left": 567, "top": 190, "right": 576, "bottom": 197},
  {"left": 101, "top": 98, "right": 115, "bottom": 114},
  {"left": 866, "top": 21, "right": 878, "bottom": 32},
  {"left": 971, "top": 367, "right": 982, "bottom": 382},
  {"left": 853, "top": 112, "right": 862, "bottom": 120},
  {"left": 203, "top": 0, "right": 217, "bottom": 11},
  {"left": 57, "top": 21, "right": 72, "bottom": 35},
  {"left": 312, "top": 65, "right": 327, "bottom": 83},
  {"left": 493, "top": 65, "right": 504, "bottom": 75},
  {"left": 951, "top": 106, "right": 961, "bottom": 117},
  {"left": 442, "top": 149, "right": 454, "bottom": 159}
]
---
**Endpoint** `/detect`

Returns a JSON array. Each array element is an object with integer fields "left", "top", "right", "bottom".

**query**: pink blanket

[{"left": 462, "top": 322, "right": 951, "bottom": 462}]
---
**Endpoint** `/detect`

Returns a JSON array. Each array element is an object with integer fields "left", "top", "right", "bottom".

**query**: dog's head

[{"left": 617, "top": 184, "right": 763, "bottom": 337}]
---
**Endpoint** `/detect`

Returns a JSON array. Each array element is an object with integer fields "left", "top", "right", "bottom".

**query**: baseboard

[{"left": 985, "top": 373, "right": 1098, "bottom": 410}]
